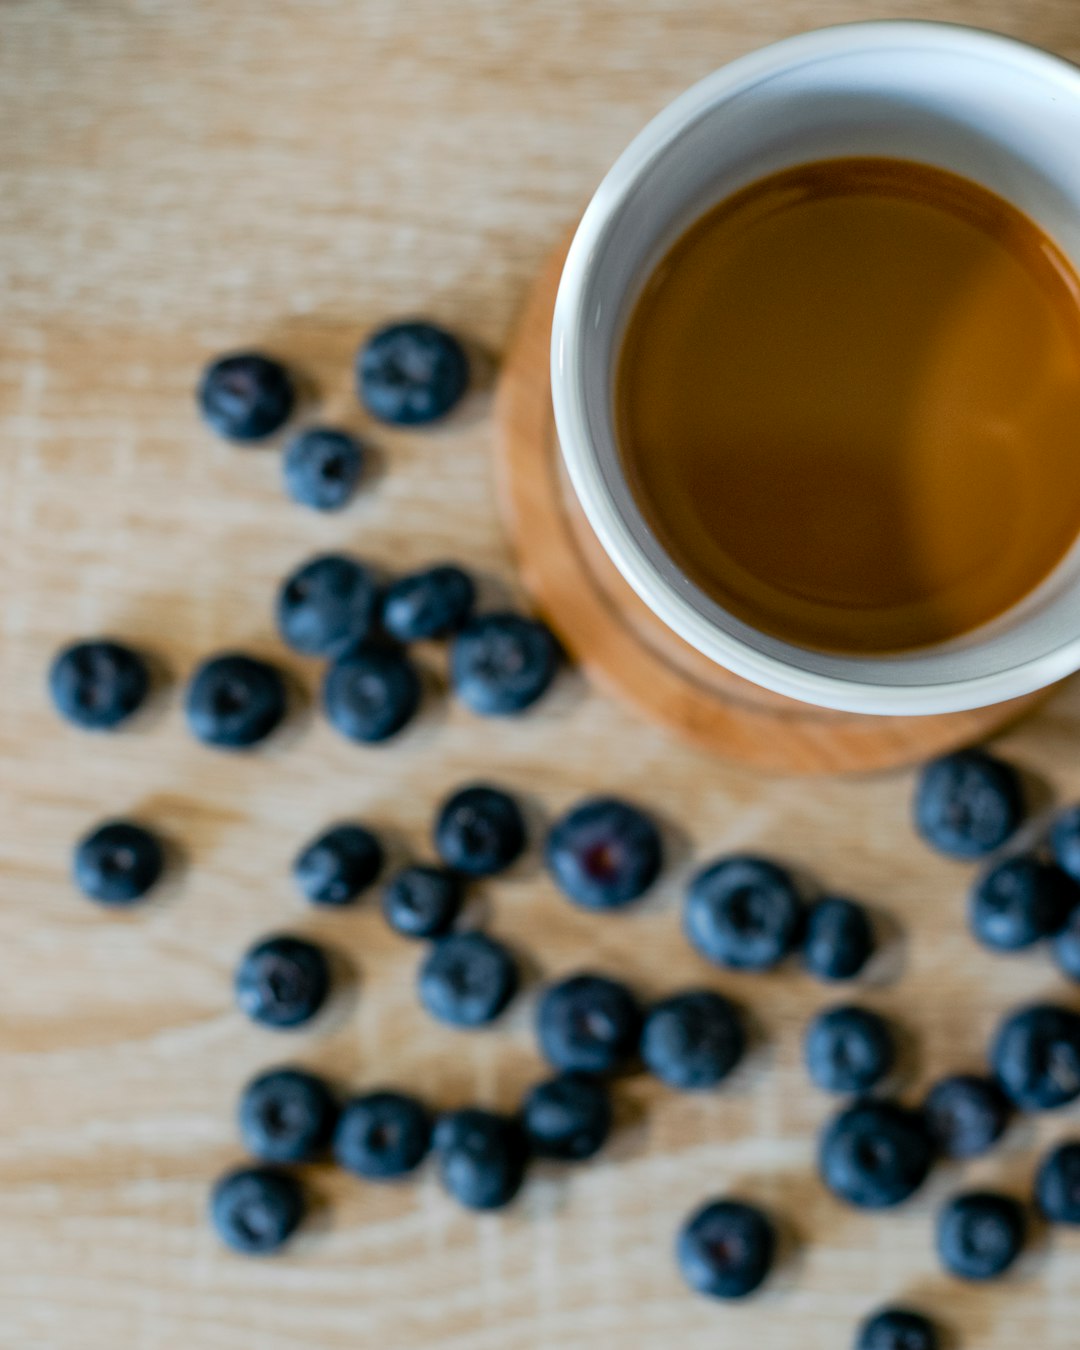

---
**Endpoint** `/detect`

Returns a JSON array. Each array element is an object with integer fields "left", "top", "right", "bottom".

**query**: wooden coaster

[{"left": 493, "top": 240, "right": 1050, "bottom": 774}]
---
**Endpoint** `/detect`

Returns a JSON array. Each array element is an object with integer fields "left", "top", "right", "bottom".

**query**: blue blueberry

[
  {"left": 922, "top": 1074, "right": 1011, "bottom": 1159},
  {"left": 418, "top": 931, "right": 518, "bottom": 1027},
  {"left": 641, "top": 990, "right": 745, "bottom": 1090},
  {"left": 235, "top": 934, "right": 331, "bottom": 1030},
  {"left": 802, "top": 896, "right": 874, "bottom": 981},
  {"left": 990, "top": 1003, "right": 1080, "bottom": 1110},
  {"left": 685, "top": 856, "right": 805, "bottom": 971},
  {"left": 434, "top": 1108, "right": 527, "bottom": 1210},
  {"left": 936, "top": 1191, "right": 1025, "bottom": 1280},
  {"left": 914, "top": 749, "right": 1024, "bottom": 860},
  {"left": 545, "top": 797, "right": 662, "bottom": 910},
  {"left": 275, "top": 553, "right": 381, "bottom": 658},
  {"left": 536, "top": 973, "right": 642, "bottom": 1075},
  {"left": 72, "top": 819, "right": 164, "bottom": 905},
  {"left": 49, "top": 639, "right": 150, "bottom": 730},
  {"left": 434, "top": 783, "right": 526, "bottom": 878},
  {"left": 819, "top": 1100, "right": 934, "bottom": 1209},
  {"left": 210, "top": 1165, "right": 305, "bottom": 1254},
  {"left": 1050, "top": 805, "right": 1080, "bottom": 883},
  {"left": 969, "top": 856, "right": 1074, "bottom": 952},
  {"left": 1035, "top": 1141, "right": 1080, "bottom": 1224},
  {"left": 198, "top": 352, "right": 295, "bottom": 442},
  {"left": 357, "top": 320, "right": 469, "bottom": 426},
  {"left": 856, "top": 1307, "right": 940, "bottom": 1350},
  {"left": 292, "top": 823, "right": 384, "bottom": 907},
  {"left": 521, "top": 1073, "right": 613, "bottom": 1161},
  {"left": 185, "top": 652, "right": 286, "bottom": 749},
  {"left": 322, "top": 646, "right": 421, "bottom": 743},
  {"left": 282, "top": 426, "right": 365, "bottom": 512},
  {"left": 382, "top": 865, "right": 463, "bottom": 939},
  {"left": 333, "top": 1091, "right": 432, "bottom": 1179},
  {"left": 804, "top": 1005, "right": 896, "bottom": 1095},
  {"left": 382, "top": 564, "right": 476, "bottom": 642},
  {"left": 1052, "top": 901, "right": 1080, "bottom": 981},
  {"left": 450, "top": 612, "right": 559, "bottom": 715},
  {"left": 676, "top": 1199, "right": 776, "bottom": 1299},
  {"left": 238, "top": 1067, "right": 338, "bottom": 1163}
]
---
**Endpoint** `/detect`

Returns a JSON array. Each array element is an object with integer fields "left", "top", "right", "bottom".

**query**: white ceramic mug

[{"left": 551, "top": 21, "right": 1080, "bottom": 716}]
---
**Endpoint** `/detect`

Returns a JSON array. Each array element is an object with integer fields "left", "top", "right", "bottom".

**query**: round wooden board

[{"left": 493, "top": 240, "right": 1050, "bottom": 774}]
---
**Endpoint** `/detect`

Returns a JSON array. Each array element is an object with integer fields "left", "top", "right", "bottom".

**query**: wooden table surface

[{"left": 5, "top": 3, "right": 1080, "bottom": 1347}]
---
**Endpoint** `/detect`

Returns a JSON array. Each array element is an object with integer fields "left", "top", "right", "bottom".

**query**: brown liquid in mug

[{"left": 616, "top": 157, "right": 1080, "bottom": 654}]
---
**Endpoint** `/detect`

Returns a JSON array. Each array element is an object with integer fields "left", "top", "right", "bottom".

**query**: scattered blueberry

[
  {"left": 282, "top": 426, "right": 364, "bottom": 512},
  {"left": 418, "top": 931, "right": 518, "bottom": 1027},
  {"left": 969, "top": 856, "right": 1074, "bottom": 952},
  {"left": 333, "top": 1091, "right": 432, "bottom": 1179},
  {"left": 1034, "top": 1140, "right": 1080, "bottom": 1224},
  {"left": 676, "top": 1199, "right": 776, "bottom": 1300},
  {"left": 521, "top": 1072, "right": 613, "bottom": 1161},
  {"left": 382, "top": 865, "right": 463, "bottom": 939},
  {"left": 292, "top": 823, "right": 384, "bottom": 907},
  {"left": 545, "top": 797, "right": 662, "bottom": 910},
  {"left": 802, "top": 896, "right": 874, "bottom": 982},
  {"left": 819, "top": 1100, "right": 934, "bottom": 1209},
  {"left": 641, "top": 990, "right": 745, "bottom": 1090},
  {"left": 990, "top": 1003, "right": 1080, "bottom": 1110},
  {"left": 238, "top": 1067, "right": 338, "bottom": 1163},
  {"left": 210, "top": 1165, "right": 305, "bottom": 1254},
  {"left": 185, "top": 652, "right": 286, "bottom": 749},
  {"left": 235, "top": 934, "right": 331, "bottom": 1030},
  {"left": 198, "top": 351, "right": 295, "bottom": 443},
  {"left": 913, "top": 749, "right": 1024, "bottom": 860},
  {"left": 434, "top": 783, "right": 526, "bottom": 878},
  {"left": 434, "top": 1108, "right": 527, "bottom": 1210},
  {"left": 922, "top": 1074, "right": 1011, "bottom": 1159},
  {"left": 72, "top": 819, "right": 164, "bottom": 905},
  {"left": 536, "top": 973, "right": 642, "bottom": 1075},
  {"left": 685, "top": 856, "right": 805, "bottom": 971},
  {"left": 450, "top": 612, "right": 559, "bottom": 715},
  {"left": 1052, "top": 903, "right": 1080, "bottom": 981},
  {"left": 322, "top": 645, "right": 421, "bottom": 743},
  {"left": 275, "top": 553, "right": 381, "bottom": 658},
  {"left": 357, "top": 320, "right": 469, "bottom": 426},
  {"left": 382, "top": 564, "right": 476, "bottom": 642},
  {"left": 804, "top": 1005, "right": 896, "bottom": 1096},
  {"left": 856, "top": 1307, "right": 940, "bottom": 1350},
  {"left": 48, "top": 639, "right": 150, "bottom": 730},
  {"left": 1051, "top": 805, "right": 1080, "bottom": 884},
  {"left": 936, "top": 1190, "right": 1026, "bottom": 1281}
]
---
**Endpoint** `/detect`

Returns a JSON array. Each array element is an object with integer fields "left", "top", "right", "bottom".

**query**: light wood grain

[{"left": 4, "top": 3, "right": 1080, "bottom": 1348}]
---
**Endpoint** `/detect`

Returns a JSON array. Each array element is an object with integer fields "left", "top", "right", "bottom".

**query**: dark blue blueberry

[
  {"left": 322, "top": 646, "right": 421, "bottom": 743},
  {"left": 685, "top": 856, "right": 805, "bottom": 971},
  {"left": 282, "top": 426, "right": 364, "bottom": 512},
  {"left": 1052, "top": 902, "right": 1080, "bottom": 981},
  {"left": 641, "top": 990, "right": 745, "bottom": 1090},
  {"left": 185, "top": 652, "right": 286, "bottom": 749},
  {"left": 434, "top": 1108, "right": 527, "bottom": 1210},
  {"left": 198, "top": 352, "right": 295, "bottom": 442},
  {"left": 238, "top": 1067, "right": 337, "bottom": 1163},
  {"left": 1035, "top": 1141, "right": 1080, "bottom": 1224},
  {"left": 819, "top": 1100, "right": 934, "bottom": 1209},
  {"left": 434, "top": 783, "right": 526, "bottom": 878},
  {"left": 914, "top": 749, "right": 1024, "bottom": 860},
  {"left": 922, "top": 1074, "right": 1011, "bottom": 1159},
  {"left": 1051, "top": 805, "right": 1080, "bottom": 883},
  {"left": 72, "top": 820, "right": 164, "bottom": 905},
  {"left": 292, "top": 823, "right": 384, "bottom": 907},
  {"left": 521, "top": 1073, "right": 613, "bottom": 1161},
  {"left": 804, "top": 1005, "right": 896, "bottom": 1096},
  {"left": 676, "top": 1199, "right": 776, "bottom": 1300},
  {"left": 802, "top": 896, "right": 874, "bottom": 981},
  {"left": 382, "top": 564, "right": 476, "bottom": 642},
  {"left": 990, "top": 1003, "right": 1080, "bottom": 1110},
  {"left": 235, "top": 934, "right": 331, "bottom": 1030},
  {"left": 450, "top": 612, "right": 559, "bottom": 715},
  {"left": 49, "top": 639, "right": 150, "bottom": 731},
  {"left": 357, "top": 320, "right": 469, "bottom": 426},
  {"left": 418, "top": 931, "right": 518, "bottom": 1027},
  {"left": 856, "top": 1307, "right": 940, "bottom": 1350},
  {"left": 545, "top": 797, "right": 662, "bottom": 910},
  {"left": 536, "top": 973, "right": 642, "bottom": 1075},
  {"left": 382, "top": 865, "right": 463, "bottom": 939},
  {"left": 275, "top": 553, "right": 381, "bottom": 659},
  {"left": 333, "top": 1091, "right": 432, "bottom": 1179},
  {"left": 936, "top": 1191, "right": 1025, "bottom": 1280},
  {"left": 210, "top": 1165, "right": 305, "bottom": 1254},
  {"left": 969, "top": 856, "right": 1074, "bottom": 952}
]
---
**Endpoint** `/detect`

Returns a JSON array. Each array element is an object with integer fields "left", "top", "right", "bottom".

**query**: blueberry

[
  {"left": 357, "top": 320, "right": 469, "bottom": 426},
  {"left": 685, "top": 856, "right": 805, "bottom": 971},
  {"left": 936, "top": 1191, "right": 1025, "bottom": 1280},
  {"left": 1051, "top": 805, "right": 1080, "bottom": 883},
  {"left": 641, "top": 990, "right": 745, "bottom": 1090},
  {"left": 819, "top": 1100, "right": 934, "bottom": 1209},
  {"left": 72, "top": 820, "right": 164, "bottom": 905},
  {"left": 521, "top": 1073, "right": 613, "bottom": 1161},
  {"left": 235, "top": 934, "right": 331, "bottom": 1030},
  {"left": 382, "top": 865, "right": 463, "bottom": 939},
  {"left": 856, "top": 1307, "right": 940, "bottom": 1350},
  {"left": 210, "top": 1165, "right": 304, "bottom": 1254},
  {"left": 1034, "top": 1140, "right": 1080, "bottom": 1224},
  {"left": 333, "top": 1091, "right": 432, "bottom": 1179},
  {"left": 48, "top": 639, "right": 150, "bottom": 730},
  {"left": 969, "top": 856, "right": 1074, "bottom": 952},
  {"left": 434, "top": 784, "right": 526, "bottom": 877},
  {"left": 676, "top": 1199, "right": 776, "bottom": 1300},
  {"left": 914, "top": 749, "right": 1024, "bottom": 859},
  {"left": 802, "top": 896, "right": 874, "bottom": 981},
  {"left": 922, "top": 1074, "right": 1011, "bottom": 1159},
  {"left": 450, "top": 612, "right": 559, "bottom": 715},
  {"left": 198, "top": 352, "right": 295, "bottom": 443},
  {"left": 275, "top": 553, "right": 381, "bottom": 658},
  {"left": 238, "top": 1067, "right": 337, "bottom": 1163},
  {"left": 804, "top": 1006, "right": 896, "bottom": 1096},
  {"left": 990, "top": 1003, "right": 1080, "bottom": 1110},
  {"left": 322, "top": 646, "right": 421, "bottom": 743},
  {"left": 1052, "top": 903, "right": 1080, "bottom": 981},
  {"left": 292, "top": 823, "right": 384, "bottom": 907},
  {"left": 545, "top": 797, "right": 662, "bottom": 910},
  {"left": 185, "top": 652, "right": 286, "bottom": 749},
  {"left": 418, "top": 931, "right": 518, "bottom": 1027},
  {"left": 434, "top": 1108, "right": 527, "bottom": 1210},
  {"left": 382, "top": 564, "right": 476, "bottom": 642},
  {"left": 282, "top": 426, "right": 364, "bottom": 512},
  {"left": 536, "top": 973, "right": 642, "bottom": 1075}
]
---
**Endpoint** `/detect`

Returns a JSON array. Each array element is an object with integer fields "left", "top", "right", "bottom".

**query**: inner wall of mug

[{"left": 574, "top": 32, "right": 1080, "bottom": 692}]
